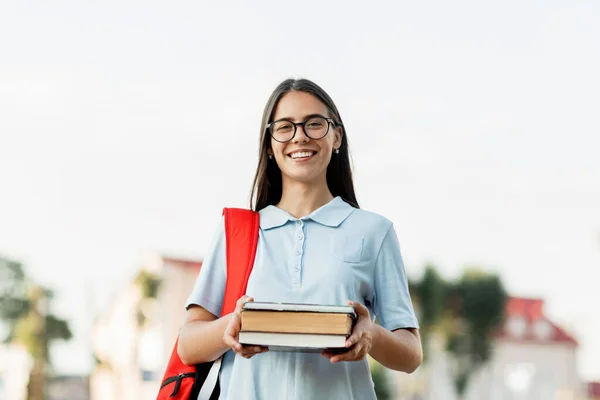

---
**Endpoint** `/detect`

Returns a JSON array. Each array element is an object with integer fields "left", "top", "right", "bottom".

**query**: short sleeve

[
  {"left": 372, "top": 224, "right": 420, "bottom": 331},
  {"left": 184, "top": 216, "right": 227, "bottom": 317}
]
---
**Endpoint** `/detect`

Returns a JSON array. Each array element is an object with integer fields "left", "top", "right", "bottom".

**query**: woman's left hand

[{"left": 322, "top": 300, "right": 377, "bottom": 364}]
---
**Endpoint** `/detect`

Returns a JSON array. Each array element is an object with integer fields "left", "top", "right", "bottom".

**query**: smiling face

[{"left": 268, "top": 91, "right": 342, "bottom": 186}]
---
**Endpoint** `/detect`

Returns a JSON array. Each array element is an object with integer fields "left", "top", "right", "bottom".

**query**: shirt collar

[{"left": 259, "top": 196, "right": 355, "bottom": 230}]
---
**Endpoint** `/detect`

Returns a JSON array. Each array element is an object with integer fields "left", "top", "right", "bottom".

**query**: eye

[
  {"left": 306, "top": 118, "right": 325, "bottom": 129},
  {"left": 274, "top": 122, "right": 293, "bottom": 132}
]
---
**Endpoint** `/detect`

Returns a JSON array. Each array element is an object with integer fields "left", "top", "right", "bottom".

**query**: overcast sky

[{"left": 1, "top": 0, "right": 599, "bottom": 381}]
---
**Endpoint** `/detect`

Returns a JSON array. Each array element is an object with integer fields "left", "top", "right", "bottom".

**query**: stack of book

[{"left": 238, "top": 302, "right": 356, "bottom": 353}]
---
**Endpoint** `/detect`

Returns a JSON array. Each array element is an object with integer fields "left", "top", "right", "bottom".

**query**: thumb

[
  {"left": 235, "top": 295, "right": 254, "bottom": 312},
  {"left": 347, "top": 300, "right": 369, "bottom": 317}
]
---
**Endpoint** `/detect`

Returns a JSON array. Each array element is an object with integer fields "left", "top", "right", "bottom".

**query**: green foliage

[
  {"left": 134, "top": 269, "right": 161, "bottom": 300},
  {"left": 134, "top": 268, "right": 162, "bottom": 328},
  {"left": 416, "top": 265, "right": 446, "bottom": 326},
  {"left": 44, "top": 315, "right": 72, "bottom": 342},
  {"left": 370, "top": 362, "right": 392, "bottom": 400},
  {"left": 0, "top": 254, "right": 74, "bottom": 400},
  {"left": 458, "top": 270, "right": 506, "bottom": 330},
  {"left": 410, "top": 264, "right": 446, "bottom": 360},
  {"left": 0, "top": 255, "right": 72, "bottom": 361},
  {"left": 0, "top": 256, "right": 26, "bottom": 282},
  {"left": 410, "top": 264, "right": 507, "bottom": 398},
  {"left": 453, "top": 372, "right": 469, "bottom": 398},
  {"left": 0, "top": 257, "right": 30, "bottom": 323},
  {"left": 451, "top": 270, "right": 506, "bottom": 369}
]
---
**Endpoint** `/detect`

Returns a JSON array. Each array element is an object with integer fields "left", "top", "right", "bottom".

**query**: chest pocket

[{"left": 330, "top": 235, "right": 364, "bottom": 263}]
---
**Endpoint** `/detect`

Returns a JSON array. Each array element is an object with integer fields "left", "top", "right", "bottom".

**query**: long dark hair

[{"left": 250, "top": 78, "right": 359, "bottom": 211}]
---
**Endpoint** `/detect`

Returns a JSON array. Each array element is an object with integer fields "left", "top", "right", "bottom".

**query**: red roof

[
  {"left": 162, "top": 256, "right": 203, "bottom": 274},
  {"left": 589, "top": 382, "right": 600, "bottom": 397},
  {"left": 497, "top": 297, "right": 578, "bottom": 346}
]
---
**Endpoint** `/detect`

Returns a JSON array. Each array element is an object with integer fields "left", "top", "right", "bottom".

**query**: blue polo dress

[{"left": 186, "top": 196, "right": 419, "bottom": 400}]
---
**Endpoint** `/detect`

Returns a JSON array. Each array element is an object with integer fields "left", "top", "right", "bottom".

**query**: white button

[
  {"left": 296, "top": 250, "right": 301, "bottom": 255},
  {"left": 294, "top": 267, "right": 300, "bottom": 272},
  {"left": 298, "top": 235, "right": 303, "bottom": 240}
]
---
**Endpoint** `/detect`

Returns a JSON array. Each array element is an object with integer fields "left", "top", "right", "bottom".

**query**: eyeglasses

[{"left": 266, "top": 115, "right": 340, "bottom": 143}]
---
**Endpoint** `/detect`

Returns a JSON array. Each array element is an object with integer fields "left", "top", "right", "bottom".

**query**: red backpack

[{"left": 156, "top": 208, "right": 259, "bottom": 400}]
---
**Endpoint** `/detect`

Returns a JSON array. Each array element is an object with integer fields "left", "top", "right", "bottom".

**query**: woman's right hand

[{"left": 223, "top": 295, "right": 269, "bottom": 359}]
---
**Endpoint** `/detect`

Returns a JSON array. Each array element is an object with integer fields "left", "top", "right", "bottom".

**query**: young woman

[{"left": 178, "top": 78, "right": 422, "bottom": 399}]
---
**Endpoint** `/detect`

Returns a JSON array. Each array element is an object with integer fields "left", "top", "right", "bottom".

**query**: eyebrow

[{"left": 274, "top": 113, "right": 329, "bottom": 122}]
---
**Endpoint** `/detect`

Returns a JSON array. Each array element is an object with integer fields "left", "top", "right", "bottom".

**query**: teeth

[{"left": 290, "top": 151, "right": 314, "bottom": 159}]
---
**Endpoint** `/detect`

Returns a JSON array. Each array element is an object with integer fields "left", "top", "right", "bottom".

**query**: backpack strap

[
  {"left": 221, "top": 207, "right": 260, "bottom": 316},
  {"left": 197, "top": 208, "right": 259, "bottom": 400},
  {"left": 158, "top": 208, "right": 259, "bottom": 400}
]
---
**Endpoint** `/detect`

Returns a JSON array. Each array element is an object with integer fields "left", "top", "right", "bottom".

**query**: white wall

[
  {"left": 90, "top": 258, "right": 200, "bottom": 400},
  {"left": 0, "top": 344, "right": 31, "bottom": 400},
  {"left": 391, "top": 337, "right": 582, "bottom": 400},
  {"left": 91, "top": 284, "right": 142, "bottom": 400},
  {"left": 465, "top": 340, "right": 581, "bottom": 400}
]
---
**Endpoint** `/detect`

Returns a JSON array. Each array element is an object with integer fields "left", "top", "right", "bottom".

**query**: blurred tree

[
  {"left": 134, "top": 268, "right": 161, "bottom": 327},
  {"left": 370, "top": 359, "right": 392, "bottom": 400},
  {"left": 0, "top": 256, "right": 72, "bottom": 400},
  {"left": 409, "top": 264, "right": 446, "bottom": 360},
  {"left": 445, "top": 268, "right": 507, "bottom": 398},
  {"left": 410, "top": 265, "right": 507, "bottom": 399},
  {"left": 132, "top": 268, "right": 161, "bottom": 377}
]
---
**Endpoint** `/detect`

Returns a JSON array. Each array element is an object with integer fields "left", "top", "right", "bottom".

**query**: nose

[{"left": 292, "top": 124, "right": 310, "bottom": 143}]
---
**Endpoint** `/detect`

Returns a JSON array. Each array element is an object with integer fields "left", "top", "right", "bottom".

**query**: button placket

[{"left": 292, "top": 219, "right": 305, "bottom": 288}]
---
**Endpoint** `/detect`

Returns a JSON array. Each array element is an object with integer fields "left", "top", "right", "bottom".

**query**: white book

[
  {"left": 238, "top": 331, "right": 348, "bottom": 353},
  {"left": 242, "top": 302, "right": 356, "bottom": 318}
]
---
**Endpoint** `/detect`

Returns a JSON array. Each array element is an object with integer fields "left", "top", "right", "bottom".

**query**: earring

[
  {"left": 333, "top": 148, "right": 340, "bottom": 154},
  {"left": 268, "top": 154, "right": 273, "bottom": 159}
]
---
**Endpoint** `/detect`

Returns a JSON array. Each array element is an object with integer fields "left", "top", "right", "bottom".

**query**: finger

[
  {"left": 235, "top": 295, "right": 253, "bottom": 311},
  {"left": 241, "top": 348, "right": 267, "bottom": 359},
  {"left": 331, "top": 344, "right": 363, "bottom": 363},
  {"left": 244, "top": 346, "right": 264, "bottom": 354},
  {"left": 339, "top": 339, "right": 368, "bottom": 362},
  {"left": 345, "top": 329, "right": 363, "bottom": 348},
  {"left": 223, "top": 326, "right": 242, "bottom": 350},
  {"left": 238, "top": 346, "right": 259, "bottom": 356},
  {"left": 238, "top": 345, "right": 267, "bottom": 358},
  {"left": 223, "top": 316, "right": 242, "bottom": 349},
  {"left": 322, "top": 347, "right": 350, "bottom": 360},
  {"left": 330, "top": 350, "right": 351, "bottom": 363},
  {"left": 347, "top": 300, "right": 370, "bottom": 318},
  {"left": 224, "top": 334, "right": 242, "bottom": 352},
  {"left": 235, "top": 295, "right": 254, "bottom": 312}
]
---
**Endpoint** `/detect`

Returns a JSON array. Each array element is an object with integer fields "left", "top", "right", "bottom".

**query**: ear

[{"left": 333, "top": 126, "right": 343, "bottom": 149}]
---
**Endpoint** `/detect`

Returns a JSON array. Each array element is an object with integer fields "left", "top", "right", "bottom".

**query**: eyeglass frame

[{"left": 266, "top": 114, "right": 342, "bottom": 143}]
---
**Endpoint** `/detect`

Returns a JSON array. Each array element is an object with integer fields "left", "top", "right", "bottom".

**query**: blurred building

[
  {"left": 393, "top": 296, "right": 583, "bottom": 400},
  {"left": 90, "top": 253, "right": 201, "bottom": 400},
  {"left": 0, "top": 344, "right": 30, "bottom": 400},
  {"left": 587, "top": 382, "right": 600, "bottom": 400},
  {"left": 47, "top": 375, "right": 89, "bottom": 400},
  {"left": 90, "top": 256, "right": 586, "bottom": 400},
  {"left": 0, "top": 343, "right": 89, "bottom": 400}
]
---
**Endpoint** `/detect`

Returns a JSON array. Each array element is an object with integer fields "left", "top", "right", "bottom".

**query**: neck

[{"left": 277, "top": 178, "right": 334, "bottom": 219}]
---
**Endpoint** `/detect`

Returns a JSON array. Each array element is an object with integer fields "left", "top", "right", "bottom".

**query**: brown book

[
  {"left": 241, "top": 310, "right": 354, "bottom": 335},
  {"left": 238, "top": 302, "right": 357, "bottom": 352}
]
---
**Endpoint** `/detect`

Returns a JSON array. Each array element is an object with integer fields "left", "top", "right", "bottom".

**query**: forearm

[
  {"left": 369, "top": 325, "right": 422, "bottom": 373},
  {"left": 177, "top": 314, "right": 233, "bottom": 365}
]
